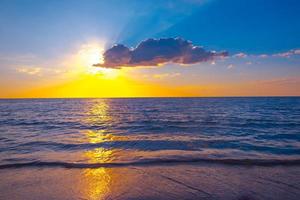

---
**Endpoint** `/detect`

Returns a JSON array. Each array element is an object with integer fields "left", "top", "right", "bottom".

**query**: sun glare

[
  {"left": 77, "top": 43, "right": 104, "bottom": 67},
  {"left": 72, "top": 42, "right": 119, "bottom": 79}
]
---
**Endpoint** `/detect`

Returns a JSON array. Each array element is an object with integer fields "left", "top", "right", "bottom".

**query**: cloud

[
  {"left": 94, "top": 38, "right": 228, "bottom": 69},
  {"left": 233, "top": 52, "right": 247, "bottom": 58},
  {"left": 230, "top": 49, "right": 300, "bottom": 60},
  {"left": 153, "top": 72, "right": 181, "bottom": 79},
  {"left": 256, "top": 77, "right": 300, "bottom": 85},
  {"left": 273, "top": 49, "right": 300, "bottom": 58},
  {"left": 16, "top": 66, "right": 41, "bottom": 75},
  {"left": 259, "top": 54, "right": 268, "bottom": 58},
  {"left": 227, "top": 64, "right": 234, "bottom": 69}
]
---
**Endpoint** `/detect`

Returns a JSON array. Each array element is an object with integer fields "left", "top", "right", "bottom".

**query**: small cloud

[
  {"left": 94, "top": 37, "right": 228, "bottom": 69},
  {"left": 233, "top": 52, "right": 247, "bottom": 58},
  {"left": 273, "top": 49, "right": 300, "bottom": 58},
  {"left": 227, "top": 64, "right": 234, "bottom": 69},
  {"left": 259, "top": 54, "right": 268, "bottom": 58},
  {"left": 153, "top": 72, "right": 181, "bottom": 79},
  {"left": 16, "top": 66, "right": 41, "bottom": 75},
  {"left": 0, "top": 53, "right": 37, "bottom": 62},
  {"left": 257, "top": 77, "right": 300, "bottom": 85}
]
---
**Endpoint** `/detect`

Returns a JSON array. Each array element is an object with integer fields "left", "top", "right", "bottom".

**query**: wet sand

[{"left": 1, "top": 164, "right": 300, "bottom": 200}]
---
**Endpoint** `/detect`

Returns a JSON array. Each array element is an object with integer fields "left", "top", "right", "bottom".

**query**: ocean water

[
  {"left": 1, "top": 97, "right": 300, "bottom": 166},
  {"left": 1, "top": 97, "right": 300, "bottom": 199}
]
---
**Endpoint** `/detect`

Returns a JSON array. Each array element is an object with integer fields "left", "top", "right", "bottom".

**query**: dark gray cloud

[{"left": 94, "top": 38, "right": 228, "bottom": 68}]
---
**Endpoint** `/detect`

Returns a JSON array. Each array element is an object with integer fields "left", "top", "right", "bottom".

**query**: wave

[
  {"left": 1, "top": 158, "right": 300, "bottom": 169},
  {"left": 7, "top": 140, "right": 300, "bottom": 155}
]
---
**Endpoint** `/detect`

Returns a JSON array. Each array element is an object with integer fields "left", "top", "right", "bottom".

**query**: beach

[{"left": 1, "top": 164, "right": 300, "bottom": 200}]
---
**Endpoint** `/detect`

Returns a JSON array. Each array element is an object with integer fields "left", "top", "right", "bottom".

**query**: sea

[{"left": 0, "top": 97, "right": 300, "bottom": 200}]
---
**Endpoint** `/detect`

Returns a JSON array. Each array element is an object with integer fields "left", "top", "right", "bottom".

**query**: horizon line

[{"left": 0, "top": 96, "right": 299, "bottom": 100}]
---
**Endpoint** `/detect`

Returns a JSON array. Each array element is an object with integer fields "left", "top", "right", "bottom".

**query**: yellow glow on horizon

[{"left": 8, "top": 74, "right": 203, "bottom": 98}]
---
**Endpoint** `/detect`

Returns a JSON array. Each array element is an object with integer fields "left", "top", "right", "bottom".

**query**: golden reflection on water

[
  {"left": 82, "top": 99, "right": 116, "bottom": 200},
  {"left": 85, "top": 99, "right": 112, "bottom": 125}
]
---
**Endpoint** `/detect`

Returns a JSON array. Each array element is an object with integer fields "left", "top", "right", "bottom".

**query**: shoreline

[{"left": 1, "top": 164, "right": 300, "bottom": 200}]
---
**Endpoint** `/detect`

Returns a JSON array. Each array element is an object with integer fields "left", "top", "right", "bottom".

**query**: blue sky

[
  {"left": 0, "top": 0, "right": 299, "bottom": 97},
  {"left": 158, "top": 0, "right": 300, "bottom": 53},
  {"left": 2, "top": 0, "right": 299, "bottom": 56}
]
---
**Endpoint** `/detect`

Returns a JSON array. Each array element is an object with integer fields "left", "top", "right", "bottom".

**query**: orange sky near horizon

[{"left": 0, "top": 42, "right": 299, "bottom": 98}]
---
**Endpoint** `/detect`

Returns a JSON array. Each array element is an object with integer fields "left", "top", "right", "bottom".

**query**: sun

[
  {"left": 77, "top": 43, "right": 104, "bottom": 67},
  {"left": 75, "top": 42, "right": 119, "bottom": 79}
]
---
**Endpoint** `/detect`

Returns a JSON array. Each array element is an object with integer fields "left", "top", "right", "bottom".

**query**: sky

[{"left": 0, "top": 0, "right": 299, "bottom": 97}]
